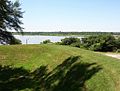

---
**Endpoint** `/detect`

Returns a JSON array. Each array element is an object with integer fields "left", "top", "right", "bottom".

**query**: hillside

[{"left": 0, "top": 44, "right": 120, "bottom": 91}]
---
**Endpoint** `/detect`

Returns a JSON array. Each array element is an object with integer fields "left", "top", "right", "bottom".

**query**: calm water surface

[{"left": 14, "top": 35, "right": 82, "bottom": 44}]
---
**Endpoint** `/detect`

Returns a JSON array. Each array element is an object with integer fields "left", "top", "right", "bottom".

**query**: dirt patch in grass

[{"left": 105, "top": 53, "right": 120, "bottom": 59}]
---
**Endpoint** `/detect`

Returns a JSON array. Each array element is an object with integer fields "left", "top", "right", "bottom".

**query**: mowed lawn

[{"left": 0, "top": 44, "right": 120, "bottom": 91}]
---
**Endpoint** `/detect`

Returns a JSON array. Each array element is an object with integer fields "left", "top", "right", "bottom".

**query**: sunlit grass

[{"left": 0, "top": 44, "right": 120, "bottom": 91}]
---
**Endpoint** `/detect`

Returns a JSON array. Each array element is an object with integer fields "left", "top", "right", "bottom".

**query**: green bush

[
  {"left": 82, "top": 35, "right": 118, "bottom": 52},
  {"left": 89, "top": 43, "right": 102, "bottom": 51},
  {"left": 116, "top": 37, "right": 120, "bottom": 49},
  {"left": 55, "top": 42, "right": 61, "bottom": 45},
  {"left": 61, "top": 37, "right": 81, "bottom": 45},
  {"left": 42, "top": 39, "right": 51, "bottom": 44},
  {"left": 81, "top": 36, "right": 98, "bottom": 49},
  {"left": 70, "top": 42, "right": 81, "bottom": 48},
  {"left": 57, "top": 35, "right": 120, "bottom": 52}
]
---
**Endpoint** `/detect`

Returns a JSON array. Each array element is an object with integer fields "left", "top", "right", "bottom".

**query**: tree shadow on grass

[
  {"left": 0, "top": 56, "right": 102, "bottom": 91},
  {"left": 0, "top": 66, "right": 33, "bottom": 91}
]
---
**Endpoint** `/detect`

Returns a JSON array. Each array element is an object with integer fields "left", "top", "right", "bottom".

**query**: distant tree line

[{"left": 12, "top": 32, "right": 120, "bottom": 36}]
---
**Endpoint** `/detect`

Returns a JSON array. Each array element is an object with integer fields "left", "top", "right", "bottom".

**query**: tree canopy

[
  {"left": 82, "top": 35, "right": 119, "bottom": 52},
  {"left": 0, "top": 0, "right": 23, "bottom": 44}
]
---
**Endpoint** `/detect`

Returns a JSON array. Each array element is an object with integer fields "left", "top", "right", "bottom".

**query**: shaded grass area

[
  {"left": 0, "top": 44, "right": 120, "bottom": 91},
  {"left": 0, "top": 56, "right": 101, "bottom": 91}
]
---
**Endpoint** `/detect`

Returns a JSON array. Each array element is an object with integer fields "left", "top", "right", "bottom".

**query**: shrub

[
  {"left": 55, "top": 42, "right": 61, "bottom": 45},
  {"left": 116, "top": 37, "right": 120, "bottom": 49},
  {"left": 61, "top": 37, "right": 81, "bottom": 45},
  {"left": 70, "top": 42, "right": 81, "bottom": 48},
  {"left": 82, "top": 35, "right": 117, "bottom": 52},
  {"left": 81, "top": 36, "right": 98, "bottom": 48},
  {"left": 89, "top": 43, "right": 102, "bottom": 51},
  {"left": 42, "top": 39, "right": 51, "bottom": 44}
]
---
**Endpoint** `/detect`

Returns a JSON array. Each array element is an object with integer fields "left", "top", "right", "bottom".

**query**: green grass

[{"left": 0, "top": 44, "right": 120, "bottom": 91}]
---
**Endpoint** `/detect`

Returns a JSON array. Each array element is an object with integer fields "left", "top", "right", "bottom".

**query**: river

[{"left": 14, "top": 35, "right": 83, "bottom": 44}]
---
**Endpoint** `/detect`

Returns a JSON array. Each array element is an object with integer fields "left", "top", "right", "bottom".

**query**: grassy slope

[{"left": 0, "top": 44, "right": 120, "bottom": 91}]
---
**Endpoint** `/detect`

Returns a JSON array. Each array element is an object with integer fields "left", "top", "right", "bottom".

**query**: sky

[{"left": 14, "top": 0, "right": 120, "bottom": 32}]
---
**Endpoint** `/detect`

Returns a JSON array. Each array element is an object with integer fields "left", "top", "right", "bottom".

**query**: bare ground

[{"left": 105, "top": 53, "right": 120, "bottom": 59}]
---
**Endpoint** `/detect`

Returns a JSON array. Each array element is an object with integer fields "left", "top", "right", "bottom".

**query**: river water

[{"left": 14, "top": 35, "right": 83, "bottom": 44}]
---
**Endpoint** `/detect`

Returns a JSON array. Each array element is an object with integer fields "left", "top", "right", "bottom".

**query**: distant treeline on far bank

[{"left": 12, "top": 32, "right": 120, "bottom": 36}]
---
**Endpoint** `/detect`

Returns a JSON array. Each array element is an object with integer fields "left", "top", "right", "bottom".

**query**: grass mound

[{"left": 0, "top": 44, "right": 120, "bottom": 91}]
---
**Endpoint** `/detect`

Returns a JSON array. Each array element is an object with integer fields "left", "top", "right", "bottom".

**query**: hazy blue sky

[{"left": 18, "top": 0, "right": 120, "bottom": 32}]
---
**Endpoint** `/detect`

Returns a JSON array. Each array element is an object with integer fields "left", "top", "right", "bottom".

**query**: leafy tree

[
  {"left": 89, "top": 43, "right": 102, "bottom": 51},
  {"left": 9, "top": 38, "right": 22, "bottom": 45},
  {"left": 61, "top": 37, "right": 81, "bottom": 45},
  {"left": 81, "top": 36, "right": 98, "bottom": 49},
  {"left": 0, "top": 0, "right": 23, "bottom": 44},
  {"left": 116, "top": 37, "right": 120, "bottom": 49},
  {"left": 82, "top": 35, "right": 117, "bottom": 52},
  {"left": 70, "top": 42, "right": 81, "bottom": 48},
  {"left": 42, "top": 39, "right": 51, "bottom": 44},
  {"left": 99, "top": 35, "right": 117, "bottom": 51}
]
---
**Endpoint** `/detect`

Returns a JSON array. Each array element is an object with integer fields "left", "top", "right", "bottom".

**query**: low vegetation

[
  {"left": 41, "top": 39, "right": 51, "bottom": 44},
  {"left": 60, "top": 37, "right": 81, "bottom": 48},
  {"left": 0, "top": 44, "right": 120, "bottom": 91},
  {"left": 59, "top": 34, "right": 120, "bottom": 52}
]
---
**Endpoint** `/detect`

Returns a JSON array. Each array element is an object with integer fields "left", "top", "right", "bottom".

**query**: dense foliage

[
  {"left": 116, "top": 37, "right": 120, "bottom": 49},
  {"left": 9, "top": 38, "right": 22, "bottom": 45},
  {"left": 61, "top": 37, "right": 81, "bottom": 48},
  {"left": 12, "top": 32, "right": 120, "bottom": 36},
  {"left": 59, "top": 35, "right": 120, "bottom": 52},
  {"left": 82, "top": 35, "right": 120, "bottom": 52},
  {"left": 0, "top": 0, "right": 23, "bottom": 44},
  {"left": 42, "top": 39, "right": 51, "bottom": 44}
]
